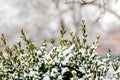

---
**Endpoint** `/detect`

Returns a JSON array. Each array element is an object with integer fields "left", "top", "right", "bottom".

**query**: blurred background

[{"left": 0, "top": 0, "right": 120, "bottom": 55}]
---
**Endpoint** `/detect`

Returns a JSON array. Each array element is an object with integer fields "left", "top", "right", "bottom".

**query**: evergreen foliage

[{"left": 0, "top": 21, "right": 120, "bottom": 80}]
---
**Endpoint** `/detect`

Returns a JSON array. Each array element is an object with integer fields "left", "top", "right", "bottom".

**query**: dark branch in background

[
  {"left": 81, "top": 0, "right": 97, "bottom": 5},
  {"left": 65, "top": 0, "right": 120, "bottom": 20},
  {"left": 86, "top": 2, "right": 120, "bottom": 20},
  {"left": 65, "top": 0, "right": 97, "bottom": 5}
]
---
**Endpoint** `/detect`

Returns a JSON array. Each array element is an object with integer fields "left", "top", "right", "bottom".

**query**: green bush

[{"left": 0, "top": 21, "right": 120, "bottom": 80}]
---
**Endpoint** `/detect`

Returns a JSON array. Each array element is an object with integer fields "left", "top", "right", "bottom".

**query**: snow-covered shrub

[{"left": 0, "top": 21, "right": 120, "bottom": 80}]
